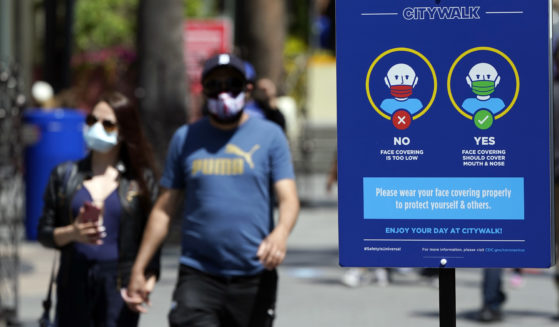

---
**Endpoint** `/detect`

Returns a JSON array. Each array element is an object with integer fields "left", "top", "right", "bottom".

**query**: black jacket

[{"left": 37, "top": 156, "right": 160, "bottom": 288}]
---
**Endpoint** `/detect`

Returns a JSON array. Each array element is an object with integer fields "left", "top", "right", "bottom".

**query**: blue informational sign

[{"left": 336, "top": 0, "right": 553, "bottom": 268}]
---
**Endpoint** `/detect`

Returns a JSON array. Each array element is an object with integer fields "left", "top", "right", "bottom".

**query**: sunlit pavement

[{"left": 16, "top": 206, "right": 559, "bottom": 326}]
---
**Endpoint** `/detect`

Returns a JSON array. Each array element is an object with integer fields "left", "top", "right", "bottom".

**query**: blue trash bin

[{"left": 23, "top": 109, "right": 86, "bottom": 240}]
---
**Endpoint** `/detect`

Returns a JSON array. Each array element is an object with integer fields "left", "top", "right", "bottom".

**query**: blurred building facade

[{"left": 0, "top": 1, "right": 31, "bottom": 324}]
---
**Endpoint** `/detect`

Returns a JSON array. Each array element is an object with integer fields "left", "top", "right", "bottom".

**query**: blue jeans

[{"left": 482, "top": 268, "right": 505, "bottom": 310}]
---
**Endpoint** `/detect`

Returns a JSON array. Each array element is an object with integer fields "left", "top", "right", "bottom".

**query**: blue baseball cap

[{"left": 201, "top": 53, "right": 246, "bottom": 82}]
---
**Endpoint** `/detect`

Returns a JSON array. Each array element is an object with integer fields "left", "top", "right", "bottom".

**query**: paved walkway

[{"left": 14, "top": 206, "right": 559, "bottom": 326}]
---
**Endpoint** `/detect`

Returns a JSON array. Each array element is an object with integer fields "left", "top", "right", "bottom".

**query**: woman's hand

[
  {"left": 53, "top": 207, "right": 105, "bottom": 247},
  {"left": 71, "top": 207, "right": 105, "bottom": 245},
  {"left": 122, "top": 270, "right": 151, "bottom": 313}
]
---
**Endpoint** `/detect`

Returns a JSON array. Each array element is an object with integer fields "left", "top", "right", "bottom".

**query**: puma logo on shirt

[
  {"left": 191, "top": 144, "right": 261, "bottom": 176},
  {"left": 225, "top": 144, "right": 260, "bottom": 169}
]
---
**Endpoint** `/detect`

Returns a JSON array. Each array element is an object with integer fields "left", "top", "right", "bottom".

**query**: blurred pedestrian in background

[
  {"left": 509, "top": 268, "right": 524, "bottom": 288},
  {"left": 477, "top": 268, "right": 505, "bottom": 322},
  {"left": 251, "top": 78, "right": 286, "bottom": 131},
  {"left": 326, "top": 153, "right": 393, "bottom": 287},
  {"left": 243, "top": 60, "right": 286, "bottom": 131},
  {"left": 124, "top": 53, "right": 300, "bottom": 327},
  {"left": 37, "top": 92, "right": 160, "bottom": 327},
  {"left": 326, "top": 154, "right": 337, "bottom": 194}
]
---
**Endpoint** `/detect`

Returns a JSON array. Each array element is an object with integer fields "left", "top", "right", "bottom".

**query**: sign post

[
  {"left": 336, "top": 1, "right": 553, "bottom": 324},
  {"left": 439, "top": 268, "right": 456, "bottom": 327}
]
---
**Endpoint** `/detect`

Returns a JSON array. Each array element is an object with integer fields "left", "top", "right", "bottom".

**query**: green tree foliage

[
  {"left": 184, "top": 0, "right": 217, "bottom": 18},
  {"left": 284, "top": 36, "right": 308, "bottom": 105},
  {"left": 184, "top": 0, "right": 203, "bottom": 17},
  {"left": 74, "top": 0, "right": 138, "bottom": 52},
  {"left": 287, "top": 0, "right": 311, "bottom": 44}
]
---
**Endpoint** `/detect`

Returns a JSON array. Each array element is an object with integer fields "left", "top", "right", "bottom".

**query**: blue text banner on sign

[
  {"left": 336, "top": 0, "right": 553, "bottom": 268},
  {"left": 363, "top": 177, "right": 524, "bottom": 220}
]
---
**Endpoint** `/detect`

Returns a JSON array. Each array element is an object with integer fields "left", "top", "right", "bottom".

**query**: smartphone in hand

[{"left": 82, "top": 202, "right": 101, "bottom": 223}]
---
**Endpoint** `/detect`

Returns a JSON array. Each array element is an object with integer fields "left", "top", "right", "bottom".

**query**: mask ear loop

[
  {"left": 412, "top": 75, "right": 419, "bottom": 88},
  {"left": 384, "top": 76, "right": 391, "bottom": 88},
  {"left": 494, "top": 75, "right": 501, "bottom": 88},
  {"left": 466, "top": 75, "right": 473, "bottom": 88}
]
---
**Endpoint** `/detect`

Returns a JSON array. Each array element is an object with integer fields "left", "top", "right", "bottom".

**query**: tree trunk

[
  {"left": 44, "top": 0, "right": 74, "bottom": 93},
  {"left": 137, "top": 0, "right": 187, "bottom": 167},
  {"left": 235, "top": 0, "right": 286, "bottom": 89}
]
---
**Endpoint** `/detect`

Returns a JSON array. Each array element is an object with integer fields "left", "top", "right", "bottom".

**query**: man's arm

[
  {"left": 257, "top": 179, "right": 300, "bottom": 270},
  {"left": 124, "top": 188, "right": 183, "bottom": 312}
]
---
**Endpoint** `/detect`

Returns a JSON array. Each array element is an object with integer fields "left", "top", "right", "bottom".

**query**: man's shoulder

[
  {"left": 241, "top": 118, "right": 286, "bottom": 145},
  {"left": 172, "top": 118, "right": 210, "bottom": 139},
  {"left": 245, "top": 116, "right": 283, "bottom": 134},
  {"left": 172, "top": 124, "right": 188, "bottom": 135}
]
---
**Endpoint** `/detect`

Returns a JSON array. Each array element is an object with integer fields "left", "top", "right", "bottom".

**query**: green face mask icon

[{"left": 471, "top": 80, "right": 495, "bottom": 96}]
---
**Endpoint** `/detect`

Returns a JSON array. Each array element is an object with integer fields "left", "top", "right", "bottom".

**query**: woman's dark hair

[{"left": 100, "top": 92, "right": 158, "bottom": 208}]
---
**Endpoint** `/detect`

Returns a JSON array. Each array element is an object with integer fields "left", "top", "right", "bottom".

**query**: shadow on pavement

[
  {"left": 410, "top": 309, "right": 557, "bottom": 322},
  {"left": 460, "top": 309, "right": 556, "bottom": 321},
  {"left": 283, "top": 248, "right": 339, "bottom": 268}
]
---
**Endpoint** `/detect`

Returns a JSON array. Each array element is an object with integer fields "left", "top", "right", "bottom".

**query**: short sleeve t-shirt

[{"left": 160, "top": 117, "right": 294, "bottom": 276}]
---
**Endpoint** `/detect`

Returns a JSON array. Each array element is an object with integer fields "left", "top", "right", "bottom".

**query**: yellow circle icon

[
  {"left": 365, "top": 47, "right": 438, "bottom": 121},
  {"left": 447, "top": 47, "right": 520, "bottom": 120}
]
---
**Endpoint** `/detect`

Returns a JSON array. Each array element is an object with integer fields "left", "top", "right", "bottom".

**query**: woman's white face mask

[{"left": 83, "top": 122, "right": 118, "bottom": 153}]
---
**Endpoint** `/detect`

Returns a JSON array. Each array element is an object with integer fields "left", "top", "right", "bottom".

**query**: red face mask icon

[{"left": 390, "top": 85, "right": 413, "bottom": 98}]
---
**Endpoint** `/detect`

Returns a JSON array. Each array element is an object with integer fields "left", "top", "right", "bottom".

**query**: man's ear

[
  {"left": 466, "top": 76, "right": 472, "bottom": 87},
  {"left": 494, "top": 75, "right": 501, "bottom": 88},
  {"left": 384, "top": 76, "right": 390, "bottom": 88},
  {"left": 412, "top": 76, "right": 418, "bottom": 88}
]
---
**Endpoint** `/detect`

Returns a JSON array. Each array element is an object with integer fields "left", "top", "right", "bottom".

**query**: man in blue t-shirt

[{"left": 123, "top": 53, "right": 300, "bottom": 327}]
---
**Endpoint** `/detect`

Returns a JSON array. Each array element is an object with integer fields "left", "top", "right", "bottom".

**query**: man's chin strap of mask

[{"left": 207, "top": 92, "right": 246, "bottom": 123}]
